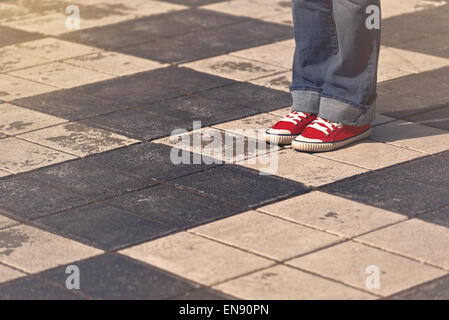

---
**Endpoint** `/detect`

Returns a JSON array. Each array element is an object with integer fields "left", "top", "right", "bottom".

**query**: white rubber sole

[
  {"left": 264, "top": 132, "right": 297, "bottom": 145},
  {"left": 292, "top": 128, "right": 372, "bottom": 152}
]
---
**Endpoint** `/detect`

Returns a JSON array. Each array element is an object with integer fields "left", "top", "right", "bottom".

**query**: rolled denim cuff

[
  {"left": 291, "top": 89, "right": 321, "bottom": 114},
  {"left": 318, "top": 95, "right": 376, "bottom": 126}
]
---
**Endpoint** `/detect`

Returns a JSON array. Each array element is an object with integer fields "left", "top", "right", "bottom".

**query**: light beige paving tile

[
  {"left": 261, "top": 11, "right": 293, "bottom": 26},
  {"left": 371, "top": 120, "right": 449, "bottom": 154},
  {"left": 397, "top": 48, "right": 449, "bottom": 73},
  {"left": 201, "top": 0, "right": 291, "bottom": 19},
  {"left": 182, "top": 55, "right": 286, "bottom": 82},
  {"left": 378, "top": 46, "right": 420, "bottom": 83},
  {"left": 191, "top": 211, "right": 341, "bottom": 261},
  {"left": 214, "top": 265, "right": 375, "bottom": 300},
  {"left": 0, "top": 264, "right": 25, "bottom": 283},
  {"left": 269, "top": 106, "right": 292, "bottom": 117},
  {"left": 382, "top": 0, "right": 446, "bottom": 19},
  {"left": 242, "top": 148, "right": 368, "bottom": 186},
  {"left": 0, "top": 48, "right": 49, "bottom": 73},
  {"left": 231, "top": 42, "right": 295, "bottom": 69},
  {"left": 277, "top": 39, "right": 295, "bottom": 49},
  {"left": 259, "top": 191, "right": 406, "bottom": 238},
  {"left": 0, "top": 224, "right": 102, "bottom": 274},
  {"left": 250, "top": 71, "right": 292, "bottom": 92},
  {"left": 12, "top": 38, "right": 100, "bottom": 61},
  {"left": 120, "top": 232, "right": 273, "bottom": 286},
  {"left": 212, "top": 112, "right": 281, "bottom": 141},
  {"left": 0, "top": 215, "right": 18, "bottom": 230},
  {"left": 357, "top": 219, "right": 449, "bottom": 270},
  {"left": 0, "top": 170, "right": 11, "bottom": 178},
  {"left": 19, "top": 122, "right": 139, "bottom": 157},
  {"left": 2, "top": 0, "right": 186, "bottom": 36},
  {"left": 378, "top": 46, "right": 449, "bottom": 82},
  {"left": 81, "top": 0, "right": 187, "bottom": 18},
  {"left": 0, "top": 74, "right": 57, "bottom": 101},
  {"left": 10, "top": 62, "right": 114, "bottom": 89},
  {"left": 0, "top": 137, "right": 75, "bottom": 173},
  {"left": 154, "top": 127, "right": 278, "bottom": 164},
  {"left": 63, "top": 51, "right": 166, "bottom": 76},
  {"left": 0, "top": 103, "right": 67, "bottom": 135},
  {"left": 3, "top": 12, "right": 69, "bottom": 36},
  {"left": 287, "top": 241, "right": 446, "bottom": 297},
  {"left": 0, "top": 2, "right": 31, "bottom": 24},
  {"left": 317, "top": 139, "right": 425, "bottom": 170}
]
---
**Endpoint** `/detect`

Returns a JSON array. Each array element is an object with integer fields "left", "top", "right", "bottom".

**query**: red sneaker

[
  {"left": 292, "top": 117, "right": 371, "bottom": 152},
  {"left": 264, "top": 111, "right": 317, "bottom": 145}
]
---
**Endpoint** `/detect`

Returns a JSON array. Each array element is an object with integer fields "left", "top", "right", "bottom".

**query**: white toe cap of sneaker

[
  {"left": 266, "top": 128, "right": 294, "bottom": 135},
  {"left": 295, "top": 135, "right": 323, "bottom": 143}
]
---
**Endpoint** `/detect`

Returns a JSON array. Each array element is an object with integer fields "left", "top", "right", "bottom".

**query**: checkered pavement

[{"left": 0, "top": 0, "right": 448, "bottom": 299}]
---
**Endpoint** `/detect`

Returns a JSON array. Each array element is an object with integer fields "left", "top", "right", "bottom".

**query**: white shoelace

[
  {"left": 280, "top": 111, "right": 309, "bottom": 125},
  {"left": 308, "top": 117, "right": 343, "bottom": 136}
]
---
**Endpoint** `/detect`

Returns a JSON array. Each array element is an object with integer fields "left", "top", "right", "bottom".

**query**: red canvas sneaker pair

[{"left": 264, "top": 111, "right": 371, "bottom": 152}]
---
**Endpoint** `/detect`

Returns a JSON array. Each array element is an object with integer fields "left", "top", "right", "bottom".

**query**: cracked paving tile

[
  {"left": 182, "top": 55, "right": 286, "bottom": 82},
  {"left": 18, "top": 122, "right": 140, "bottom": 157},
  {"left": 0, "top": 224, "right": 102, "bottom": 274},
  {"left": 0, "top": 137, "right": 75, "bottom": 173},
  {"left": 0, "top": 103, "right": 67, "bottom": 136}
]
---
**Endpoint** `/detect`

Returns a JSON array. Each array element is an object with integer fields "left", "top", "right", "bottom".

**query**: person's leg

[
  {"left": 292, "top": 0, "right": 381, "bottom": 152},
  {"left": 319, "top": 0, "right": 381, "bottom": 126},
  {"left": 290, "top": 0, "right": 336, "bottom": 115},
  {"left": 264, "top": 0, "right": 334, "bottom": 145}
]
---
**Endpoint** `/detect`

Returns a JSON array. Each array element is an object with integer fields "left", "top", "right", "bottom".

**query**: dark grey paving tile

[
  {"left": 321, "top": 172, "right": 449, "bottom": 218},
  {"left": 81, "top": 108, "right": 190, "bottom": 141},
  {"left": 27, "top": 158, "right": 154, "bottom": 201},
  {"left": 86, "top": 142, "right": 219, "bottom": 181},
  {"left": 388, "top": 274, "right": 449, "bottom": 300},
  {"left": 377, "top": 67, "right": 449, "bottom": 114},
  {"left": 105, "top": 183, "right": 244, "bottom": 228},
  {"left": 72, "top": 73, "right": 183, "bottom": 108},
  {"left": 142, "top": 95, "right": 256, "bottom": 127},
  {"left": 121, "top": 19, "right": 293, "bottom": 63},
  {"left": 0, "top": 175, "right": 90, "bottom": 220},
  {"left": 129, "top": 66, "right": 236, "bottom": 96},
  {"left": 405, "top": 4, "right": 449, "bottom": 35},
  {"left": 196, "top": 82, "right": 292, "bottom": 113},
  {"left": 402, "top": 105, "right": 449, "bottom": 131},
  {"left": 419, "top": 206, "right": 449, "bottom": 229},
  {"left": 382, "top": 103, "right": 449, "bottom": 120},
  {"left": 60, "top": 9, "right": 246, "bottom": 50},
  {"left": 39, "top": 254, "right": 198, "bottom": 299},
  {"left": 394, "top": 32, "right": 449, "bottom": 60},
  {"left": 0, "top": 277, "right": 82, "bottom": 300},
  {"left": 33, "top": 203, "right": 174, "bottom": 251},
  {"left": 0, "top": 26, "right": 42, "bottom": 47},
  {"left": 381, "top": 5, "right": 449, "bottom": 46},
  {"left": 12, "top": 90, "right": 126, "bottom": 121},
  {"left": 171, "top": 288, "right": 234, "bottom": 300},
  {"left": 171, "top": 165, "right": 309, "bottom": 208},
  {"left": 382, "top": 151, "right": 449, "bottom": 190},
  {"left": 73, "top": 67, "right": 235, "bottom": 107}
]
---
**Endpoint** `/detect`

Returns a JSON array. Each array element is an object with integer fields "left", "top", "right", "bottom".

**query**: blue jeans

[{"left": 291, "top": 0, "right": 381, "bottom": 126}]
